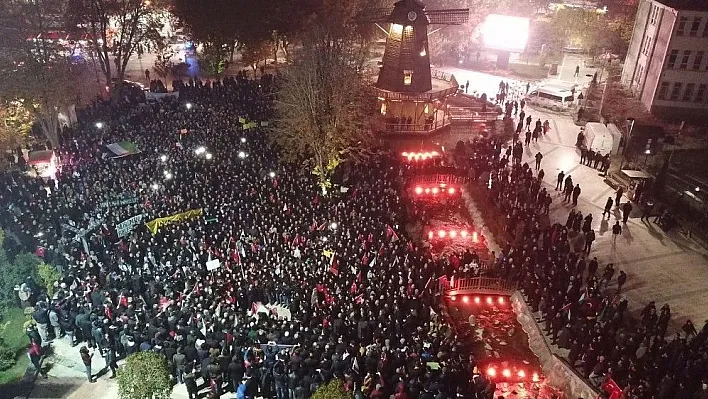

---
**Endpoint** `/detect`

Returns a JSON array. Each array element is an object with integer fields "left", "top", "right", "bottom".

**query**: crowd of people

[
  {"left": 4, "top": 71, "right": 707, "bottom": 399},
  {"left": 452, "top": 111, "right": 708, "bottom": 398},
  {"left": 3, "top": 76, "right": 501, "bottom": 399}
]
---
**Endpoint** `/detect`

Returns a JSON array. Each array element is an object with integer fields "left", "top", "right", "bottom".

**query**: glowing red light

[
  {"left": 517, "top": 370, "right": 526, "bottom": 379},
  {"left": 502, "top": 369, "right": 511, "bottom": 378},
  {"left": 472, "top": 231, "right": 479, "bottom": 242},
  {"left": 432, "top": 187, "right": 439, "bottom": 194},
  {"left": 448, "top": 187, "right": 456, "bottom": 194},
  {"left": 428, "top": 231, "right": 433, "bottom": 239},
  {"left": 450, "top": 295, "right": 457, "bottom": 301},
  {"left": 431, "top": 151, "right": 439, "bottom": 156},
  {"left": 474, "top": 297, "right": 481, "bottom": 304},
  {"left": 486, "top": 297, "right": 493, "bottom": 304},
  {"left": 438, "top": 230, "right": 446, "bottom": 238},
  {"left": 487, "top": 368, "right": 496, "bottom": 377},
  {"left": 532, "top": 373, "right": 540, "bottom": 382},
  {"left": 462, "top": 296, "right": 469, "bottom": 303},
  {"left": 415, "top": 186, "right": 423, "bottom": 194},
  {"left": 498, "top": 297, "right": 505, "bottom": 304},
  {"left": 449, "top": 230, "right": 457, "bottom": 238},
  {"left": 401, "top": 152, "right": 408, "bottom": 157},
  {"left": 460, "top": 230, "right": 468, "bottom": 238},
  {"left": 424, "top": 188, "right": 431, "bottom": 194}
]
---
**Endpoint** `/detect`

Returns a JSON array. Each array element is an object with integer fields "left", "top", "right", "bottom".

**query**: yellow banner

[{"left": 145, "top": 209, "right": 203, "bottom": 235}]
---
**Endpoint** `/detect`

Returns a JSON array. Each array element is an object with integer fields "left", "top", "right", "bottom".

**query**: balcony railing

[{"left": 437, "top": 277, "right": 518, "bottom": 295}]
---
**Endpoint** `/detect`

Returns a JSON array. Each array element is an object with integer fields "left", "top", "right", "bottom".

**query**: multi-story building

[{"left": 622, "top": 0, "right": 708, "bottom": 120}]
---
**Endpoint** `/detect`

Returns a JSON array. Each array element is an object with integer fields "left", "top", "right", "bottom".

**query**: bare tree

[
  {"left": 68, "top": 0, "right": 162, "bottom": 99},
  {"left": 0, "top": 0, "right": 80, "bottom": 148},
  {"left": 272, "top": 0, "right": 380, "bottom": 193}
]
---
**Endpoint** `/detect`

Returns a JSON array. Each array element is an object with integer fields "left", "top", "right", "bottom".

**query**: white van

[
  {"left": 584, "top": 122, "right": 617, "bottom": 154},
  {"left": 525, "top": 82, "right": 577, "bottom": 108}
]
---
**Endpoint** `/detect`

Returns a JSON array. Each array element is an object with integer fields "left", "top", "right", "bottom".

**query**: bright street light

[
  {"left": 238, "top": 151, "right": 246, "bottom": 159},
  {"left": 95, "top": 122, "right": 104, "bottom": 129}
]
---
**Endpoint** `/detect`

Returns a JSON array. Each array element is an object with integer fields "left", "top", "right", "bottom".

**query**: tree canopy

[
  {"left": 272, "top": 0, "right": 380, "bottom": 192},
  {"left": 117, "top": 351, "right": 172, "bottom": 399}
]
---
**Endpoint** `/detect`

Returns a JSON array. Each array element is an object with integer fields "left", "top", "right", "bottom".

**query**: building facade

[{"left": 621, "top": 0, "right": 708, "bottom": 120}]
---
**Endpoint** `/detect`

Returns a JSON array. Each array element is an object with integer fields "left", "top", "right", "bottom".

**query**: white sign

[
  {"left": 116, "top": 214, "right": 146, "bottom": 238},
  {"left": 206, "top": 259, "right": 220, "bottom": 271}
]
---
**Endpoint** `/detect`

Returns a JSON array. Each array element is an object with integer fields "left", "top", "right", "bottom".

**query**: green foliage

[
  {"left": 117, "top": 352, "right": 173, "bottom": 399},
  {"left": 0, "top": 233, "right": 41, "bottom": 303},
  {"left": 0, "top": 306, "right": 31, "bottom": 375},
  {"left": 36, "top": 263, "right": 61, "bottom": 298},
  {"left": 197, "top": 45, "right": 228, "bottom": 77},
  {"left": 311, "top": 379, "right": 353, "bottom": 399}
]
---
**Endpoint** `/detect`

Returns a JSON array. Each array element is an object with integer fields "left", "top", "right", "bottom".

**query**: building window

[
  {"left": 696, "top": 84, "right": 707, "bottom": 103},
  {"left": 636, "top": 65, "right": 644, "bottom": 85},
  {"left": 658, "top": 81, "right": 670, "bottom": 99},
  {"left": 677, "top": 16, "right": 688, "bottom": 36},
  {"left": 695, "top": 51, "right": 704, "bottom": 70},
  {"left": 691, "top": 17, "right": 702, "bottom": 36},
  {"left": 650, "top": 5, "right": 659, "bottom": 25},
  {"left": 680, "top": 50, "right": 691, "bottom": 69},
  {"left": 643, "top": 36, "right": 652, "bottom": 55},
  {"left": 403, "top": 70, "right": 413, "bottom": 85},
  {"left": 670, "top": 82, "right": 683, "bottom": 100},
  {"left": 667, "top": 50, "right": 679, "bottom": 68},
  {"left": 683, "top": 83, "right": 695, "bottom": 101}
]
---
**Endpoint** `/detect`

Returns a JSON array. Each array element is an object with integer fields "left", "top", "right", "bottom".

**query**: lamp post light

[{"left": 620, "top": 117, "right": 635, "bottom": 170}]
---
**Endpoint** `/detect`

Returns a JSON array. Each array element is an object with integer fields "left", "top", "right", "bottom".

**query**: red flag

[
  {"left": 318, "top": 222, "right": 327, "bottom": 231},
  {"left": 312, "top": 195, "right": 319, "bottom": 205},
  {"left": 601, "top": 378, "right": 623, "bottom": 399},
  {"left": 310, "top": 221, "right": 318, "bottom": 231},
  {"left": 386, "top": 224, "right": 400, "bottom": 242},
  {"left": 232, "top": 249, "right": 241, "bottom": 265},
  {"left": 350, "top": 281, "right": 357, "bottom": 294},
  {"left": 357, "top": 271, "right": 362, "bottom": 283},
  {"left": 355, "top": 294, "right": 364, "bottom": 304},
  {"left": 329, "top": 255, "right": 339, "bottom": 276}
]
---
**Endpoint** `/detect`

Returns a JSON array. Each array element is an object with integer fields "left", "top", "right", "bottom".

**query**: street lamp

[{"left": 620, "top": 118, "right": 635, "bottom": 170}]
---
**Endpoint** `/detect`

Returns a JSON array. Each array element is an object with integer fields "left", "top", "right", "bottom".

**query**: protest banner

[
  {"left": 145, "top": 209, "right": 203, "bottom": 235},
  {"left": 115, "top": 214, "right": 146, "bottom": 238},
  {"left": 97, "top": 196, "right": 139, "bottom": 210}
]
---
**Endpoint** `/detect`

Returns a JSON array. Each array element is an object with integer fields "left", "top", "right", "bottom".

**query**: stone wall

[{"left": 510, "top": 292, "right": 602, "bottom": 399}]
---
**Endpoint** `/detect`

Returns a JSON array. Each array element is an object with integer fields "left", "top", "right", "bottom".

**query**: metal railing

[
  {"left": 448, "top": 106, "right": 500, "bottom": 122},
  {"left": 437, "top": 277, "right": 518, "bottom": 295},
  {"left": 380, "top": 119, "right": 451, "bottom": 133}
]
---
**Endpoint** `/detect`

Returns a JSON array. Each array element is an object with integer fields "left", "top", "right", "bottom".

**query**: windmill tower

[{"left": 368, "top": 0, "right": 469, "bottom": 134}]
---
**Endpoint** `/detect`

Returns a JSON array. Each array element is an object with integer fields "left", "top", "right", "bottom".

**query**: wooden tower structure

[{"left": 368, "top": 0, "right": 469, "bottom": 134}]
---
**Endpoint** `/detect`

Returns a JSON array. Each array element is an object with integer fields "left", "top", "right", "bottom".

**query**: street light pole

[{"left": 620, "top": 118, "right": 635, "bottom": 170}]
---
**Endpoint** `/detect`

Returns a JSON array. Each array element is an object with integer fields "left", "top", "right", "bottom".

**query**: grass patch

[{"left": 0, "top": 306, "right": 30, "bottom": 385}]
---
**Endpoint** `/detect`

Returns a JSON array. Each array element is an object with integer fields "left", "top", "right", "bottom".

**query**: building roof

[{"left": 655, "top": 0, "right": 708, "bottom": 12}]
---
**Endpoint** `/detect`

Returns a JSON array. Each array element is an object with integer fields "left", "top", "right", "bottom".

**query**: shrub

[
  {"left": 311, "top": 379, "right": 353, "bottom": 399},
  {"left": 117, "top": 352, "right": 173, "bottom": 399},
  {"left": 36, "top": 263, "right": 61, "bottom": 297}
]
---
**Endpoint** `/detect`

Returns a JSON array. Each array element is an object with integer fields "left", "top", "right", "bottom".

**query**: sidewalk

[{"left": 516, "top": 107, "right": 708, "bottom": 332}]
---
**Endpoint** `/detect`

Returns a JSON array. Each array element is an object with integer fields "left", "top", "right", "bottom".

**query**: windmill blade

[
  {"left": 424, "top": 9, "right": 470, "bottom": 25},
  {"left": 357, "top": 7, "right": 395, "bottom": 23}
]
